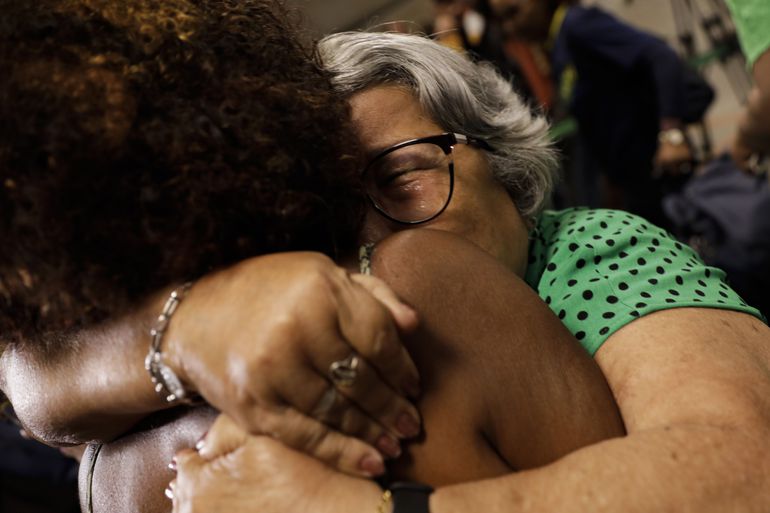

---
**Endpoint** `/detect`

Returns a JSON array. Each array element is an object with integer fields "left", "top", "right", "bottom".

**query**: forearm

[
  {"left": 432, "top": 422, "right": 770, "bottom": 512},
  {"left": 0, "top": 293, "right": 169, "bottom": 444},
  {"left": 433, "top": 309, "right": 770, "bottom": 512}
]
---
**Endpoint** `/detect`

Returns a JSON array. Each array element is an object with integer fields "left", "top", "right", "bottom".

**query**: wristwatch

[
  {"left": 390, "top": 482, "right": 434, "bottom": 513},
  {"left": 658, "top": 127, "right": 686, "bottom": 146}
]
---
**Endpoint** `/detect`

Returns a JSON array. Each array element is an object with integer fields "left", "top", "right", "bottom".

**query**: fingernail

[
  {"left": 358, "top": 453, "right": 385, "bottom": 477},
  {"left": 375, "top": 434, "right": 401, "bottom": 459},
  {"left": 168, "top": 458, "right": 177, "bottom": 472},
  {"left": 164, "top": 487, "right": 174, "bottom": 501},
  {"left": 399, "top": 303, "right": 417, "bottom": 320},
  {"left": 396, "top": 412, "right": 421, "bottom": 438}
]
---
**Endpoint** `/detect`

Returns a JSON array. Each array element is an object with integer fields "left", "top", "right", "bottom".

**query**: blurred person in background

[
  {"left": 662, "top": 0, "right": 770, "bottom": 319},
  {"left": 487, "top": 0, "right": 711, "bottom": 228},
  {"left": 431, "top": 0, "right": 541, "bottom": 107}
]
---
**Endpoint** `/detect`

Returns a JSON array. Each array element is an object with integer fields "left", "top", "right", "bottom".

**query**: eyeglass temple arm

[{"left": 453, "top": 133, "right": 494, "bottom": 152}]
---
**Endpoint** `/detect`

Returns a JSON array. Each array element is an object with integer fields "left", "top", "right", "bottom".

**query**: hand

[
  {"left": 170, "top": 415, "right": 383, "bottom": 513},
  {"left": 654, "top": 139, "right": 694, "bottom": 176},
  {"left": 164, "top": 252, "right": 421, "bottom": 477}
]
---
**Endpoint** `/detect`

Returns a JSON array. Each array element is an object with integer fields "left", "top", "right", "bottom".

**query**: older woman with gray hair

[
  {"left": 168, "top": 31, "right": 769, "bottom": 512},
  {"left": 4, "top": 24, "right": 769, "bottom": 513},
  {"left": 321, "top": 30, "right": 557, "bottom": 222}
]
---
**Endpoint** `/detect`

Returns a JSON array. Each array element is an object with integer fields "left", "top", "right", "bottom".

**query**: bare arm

[
  {"left": 431, "top": 308, "right": 770, "bottom": 512},
  {"left": 0, "top": 252, "right": 421, "bottom": 478},
  {"left": 94, "top": 228, "right": 625, "bottom": 513},
  {"left": 369, "top": 229, "right": 623, "bottom": 483},
  {"left": 171, "top": 303, "right": 770, "bottom": 513}
]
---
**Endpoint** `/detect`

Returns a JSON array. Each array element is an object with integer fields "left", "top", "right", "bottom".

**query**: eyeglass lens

[{"left": 364, "top": 142, "right": 452, "bottom": 223}]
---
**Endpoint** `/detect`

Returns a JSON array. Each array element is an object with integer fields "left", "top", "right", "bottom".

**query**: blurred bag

[{"left": 663, "top": 155, "right": 770, "bottom": 315}]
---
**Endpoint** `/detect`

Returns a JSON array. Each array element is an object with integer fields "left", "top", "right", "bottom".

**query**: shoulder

[
  {"left": 370, "top": 229, "right": 508, "bottom": 278},
  {"left": 368, "top": 229, "right": 518, "bottom": 304},
  {"left": 527, "top": 208, "right": 643, "bottom": 283}
]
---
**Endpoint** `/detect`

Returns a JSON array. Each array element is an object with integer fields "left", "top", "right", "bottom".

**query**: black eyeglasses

[{"left": 362, "top": 132, "right": 492, "bottom": 225}]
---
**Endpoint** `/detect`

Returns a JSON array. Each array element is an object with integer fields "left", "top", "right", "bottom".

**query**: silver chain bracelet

[{"left": 144, "top": 282, "right": 195, "bottom": 404}]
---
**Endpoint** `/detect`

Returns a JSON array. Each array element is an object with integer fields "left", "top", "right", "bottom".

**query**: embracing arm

[
  {"left": 81, "top": 228, "right": 625, "bottom": 513},
  {"left": 169, "top": 304, "right": 770, "bottom": 513},
  {"left": 0, "top": 252, "right": 421, "bottom": 474},
  {"left": 431, "top": 308, "right": 770, "bottom": 512}
]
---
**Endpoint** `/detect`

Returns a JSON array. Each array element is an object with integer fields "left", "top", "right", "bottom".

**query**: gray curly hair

[{"left": 317, "top": 31, "right": 558, "bottom": 220}]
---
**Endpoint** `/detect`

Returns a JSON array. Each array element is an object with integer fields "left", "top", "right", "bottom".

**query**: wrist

[
  {"left": 145, "top": 282, "right": 198, "bottom": 404},
  {"left": 350, "top": 479, "right": 385, "bottom": 513},
  {"left": 659, "top": 118, "right": 682, "bottom": 131},
  {"left": 429, "top": 485, "right": 459, "bottom": 513}
]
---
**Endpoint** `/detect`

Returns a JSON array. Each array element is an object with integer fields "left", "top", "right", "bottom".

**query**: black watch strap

[{"left": 390, "top": 481, "right": 434, "bottom": 513}]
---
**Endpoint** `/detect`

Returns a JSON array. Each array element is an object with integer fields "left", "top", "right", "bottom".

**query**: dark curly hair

[{"left": 0, "top": 0, "right": 365, "bottom": 343}]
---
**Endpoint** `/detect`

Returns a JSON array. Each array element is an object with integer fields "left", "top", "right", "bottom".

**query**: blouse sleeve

[{"left": 528, "top": 208, "right": 764, "bottom": 355}]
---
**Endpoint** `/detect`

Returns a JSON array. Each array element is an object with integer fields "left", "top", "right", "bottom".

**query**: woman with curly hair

[{"left": 0, "top": 1, "right": 628, "bottom": 512}]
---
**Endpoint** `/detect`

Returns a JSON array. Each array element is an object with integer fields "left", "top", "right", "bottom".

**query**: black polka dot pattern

[{"left": 525, "top": 208, "right": 762, "bottom": 355}]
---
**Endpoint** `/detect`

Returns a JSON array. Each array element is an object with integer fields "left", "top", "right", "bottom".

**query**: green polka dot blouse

[{"left": 524, "top": 208, "right": 764, "bottom": 355}]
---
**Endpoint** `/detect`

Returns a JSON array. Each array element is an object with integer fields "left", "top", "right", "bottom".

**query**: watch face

[{"left": 661, "top": 128, "right": 685, "bottom": 145}]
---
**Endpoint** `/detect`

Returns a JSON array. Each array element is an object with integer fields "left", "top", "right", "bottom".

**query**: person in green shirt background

[{"left": 725, "top": 0, "right": 770, "bottom": 169}]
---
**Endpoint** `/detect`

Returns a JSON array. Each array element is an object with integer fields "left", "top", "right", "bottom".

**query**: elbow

[
  {"left": 1, "top": 347, "right": 105, "bottom": 445},
  {"left": 7, "top": 389, "right": 128, "bottom": 445},
  {"left": 3, "top": 372, "right": 80, "bottom": 445}
]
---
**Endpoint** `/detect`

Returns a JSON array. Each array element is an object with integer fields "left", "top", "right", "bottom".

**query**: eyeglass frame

[{"left": 361, "top": 132, "right": 493, "bottom": 225}]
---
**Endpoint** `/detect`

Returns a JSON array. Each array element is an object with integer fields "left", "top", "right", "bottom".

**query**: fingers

[
  {"left": 208, "top": 327, "right": 415, "bottom": 470},
  {"left": 205, "top": 369, "right": 393, "bottom": 477},
  {"left": 291, "top": 327, "right": 421, "bottom": 444},
  {"left": 326, "top": 355, "right": 421, "bottom": 440},
  {"left": 350, "top": 273, "right": 418, "bottom": 333},
  {"left": 335, "top": 271, "right": 421, "bottom": 399},
  {"left": 267, "top": 363, "right": 408, "bottom": 456},
  {"left": 245, "top": 405, "right": 387, "bottom": 478},
  {"left": 170, "top": 448, "right": 206, "bottom": 511},
  {"left": 196, "top": 414, "right": 248, "bottom": 460},
  {"left": 289, "top": 370, "right": 407, "bottom": 458}
]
